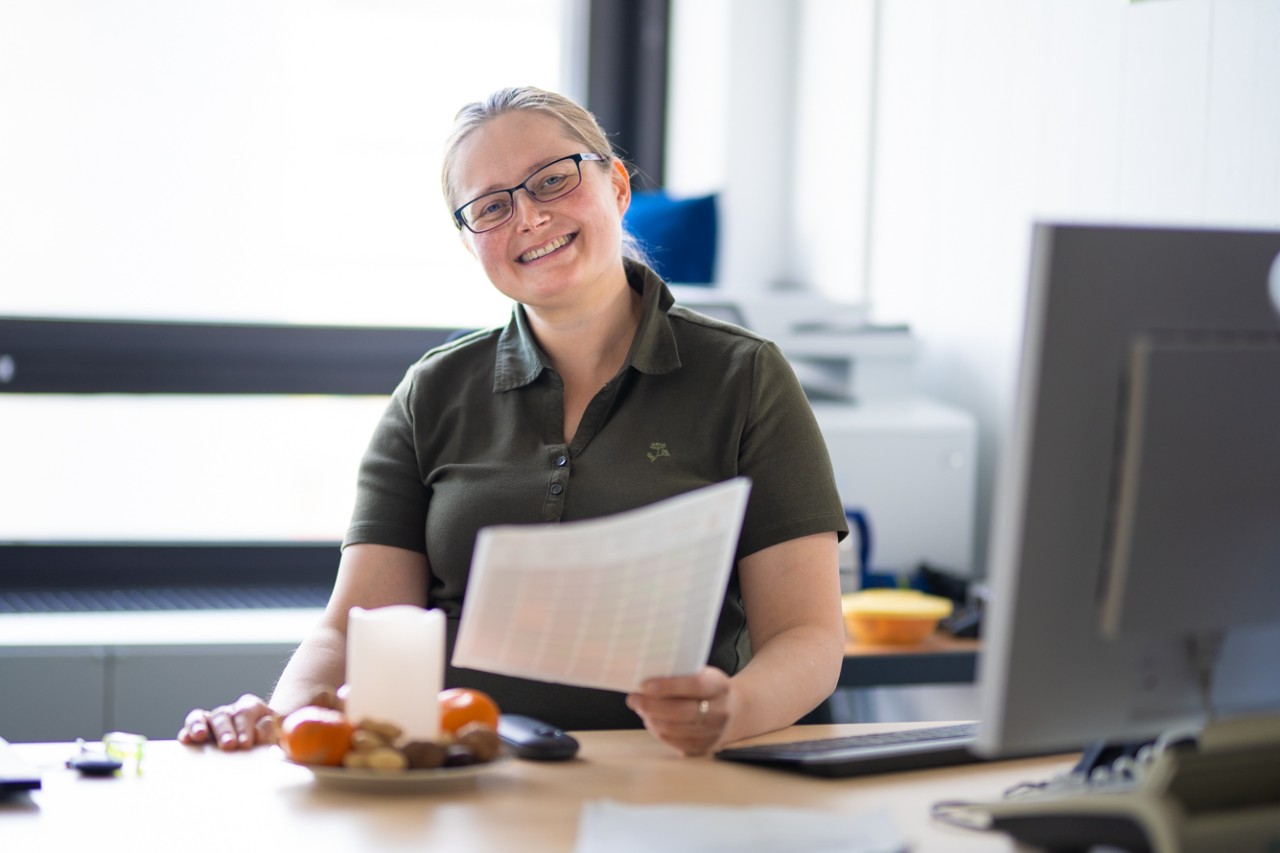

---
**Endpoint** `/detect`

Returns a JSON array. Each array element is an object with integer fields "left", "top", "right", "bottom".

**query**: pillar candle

[{"left": 344, "top": 605, "right": 444, "bottom": 742}]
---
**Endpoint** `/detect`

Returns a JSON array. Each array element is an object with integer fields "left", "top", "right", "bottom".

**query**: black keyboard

[
  {"left": 0, "top": 585, "right": 331, "bottom": 613},
  {"left": 714, "top": 722, "right": 983, "bottom": 778}
]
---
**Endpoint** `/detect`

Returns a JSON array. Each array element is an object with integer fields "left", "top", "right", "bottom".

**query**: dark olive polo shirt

[{"left": 344, "top": 260, "right": 847, "bottom": 730}]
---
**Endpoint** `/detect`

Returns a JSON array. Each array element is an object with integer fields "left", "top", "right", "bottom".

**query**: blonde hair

[{"left": 441, "top": 86, "right": 649, "bottom": 263}]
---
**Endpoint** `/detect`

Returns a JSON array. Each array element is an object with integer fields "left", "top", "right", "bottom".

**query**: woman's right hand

[{"left": 178, "top": 693, "right": 279, "bottom": 750}]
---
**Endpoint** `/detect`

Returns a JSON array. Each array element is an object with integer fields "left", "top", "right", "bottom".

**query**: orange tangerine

[
  {"left": 438, "top": 688, "right": 500, "bottom": 736},
  {"left": 279, "top": 705, "right": 354, "bottom": 766}
]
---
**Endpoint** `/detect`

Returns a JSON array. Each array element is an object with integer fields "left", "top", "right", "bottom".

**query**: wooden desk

[
  {"left": 3, "top": 724, "right": 1075, "bottom": 852},
  {"left": 840, "top": 634, "right": 980, "bottom": 688}
]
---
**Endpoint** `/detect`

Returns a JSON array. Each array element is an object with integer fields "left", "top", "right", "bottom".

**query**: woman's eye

[
  {"left": 536, "top": 174, "right": 566, "bottom": 193},
  {"left": 478, "top": 198, "right": 509, "bottom": 218}
]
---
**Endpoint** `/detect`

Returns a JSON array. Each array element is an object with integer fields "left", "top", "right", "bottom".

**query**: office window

[
  {"left": 0, "top": 317, "right": 456, "bottom": 550},
  {"left": 2, "top": 393, "right": 384, "bottom": 543},
  {"left": 0, "top": 1, "right": 572, "bottom": 329},
  {"left": 0, "top": 3, "right": 572, "bottom": 560}
]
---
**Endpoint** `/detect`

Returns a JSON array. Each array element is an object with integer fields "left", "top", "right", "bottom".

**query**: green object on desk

[{"left": 103, "top": 731, "right": 146, "bottom": 772}]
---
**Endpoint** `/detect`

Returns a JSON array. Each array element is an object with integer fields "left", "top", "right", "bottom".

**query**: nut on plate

[
  {"left": 443, "top": 744, "right": 476, "bottom": 767},
  {"left": 402, "top": 741, "right": 447, "bottom": 770},
  {"left": 351, "top": 729, "right": 389, "bottom": 751},
  {"left": 349, "top": 746, "right": 407, "bottom": 771},
  {"left": 455, "top": 722, "right": 502, "bottom": 762},
  {"left": 356, "top": 718, "right": 403, "bottom": 742}
]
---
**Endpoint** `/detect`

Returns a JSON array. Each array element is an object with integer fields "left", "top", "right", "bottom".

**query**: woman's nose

[{"left": 511, "top": 189, "right": 549, "bottom": 230}]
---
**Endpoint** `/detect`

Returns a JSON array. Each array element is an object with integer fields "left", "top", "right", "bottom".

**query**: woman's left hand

[{"left": 625, "top": 667, "right": 735, "bottom": 756}]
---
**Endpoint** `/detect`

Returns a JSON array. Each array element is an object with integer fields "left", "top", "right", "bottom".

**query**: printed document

[{"left": 452, "top": 478, "right": 751, "bottom": 693}]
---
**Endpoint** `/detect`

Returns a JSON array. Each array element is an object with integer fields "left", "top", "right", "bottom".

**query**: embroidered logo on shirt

[{"left": 647, "top": 442, "right": 670, "bottom": 462}]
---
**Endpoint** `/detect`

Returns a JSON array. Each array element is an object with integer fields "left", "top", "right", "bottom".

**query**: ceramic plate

[{"left": 289, "top": 754, "right": 508, "bottom": 793}]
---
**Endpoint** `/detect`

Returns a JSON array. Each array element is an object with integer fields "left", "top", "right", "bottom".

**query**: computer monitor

[{"left": 974, "top": 222, "right": 1280, "bottom": 758}]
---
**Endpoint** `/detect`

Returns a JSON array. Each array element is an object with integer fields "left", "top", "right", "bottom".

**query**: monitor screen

[{"left": 974, "top": 222, "right": 1280, "bottom": 757}]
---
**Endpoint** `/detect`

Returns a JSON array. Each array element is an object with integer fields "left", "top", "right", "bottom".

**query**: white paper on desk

[
  {"left": 573, "top": 800, "right": 907, "bottom": 853},
  {"left": 451, "top": 477, "right": 751, "bottom": 693}
]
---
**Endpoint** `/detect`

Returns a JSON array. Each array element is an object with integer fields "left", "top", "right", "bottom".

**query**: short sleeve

[
  {"left": 734, "top": 342, "right": 848, "bottom": 558},
  {"left": 342, "top": 372, "right": 430, "bottom": 553}
]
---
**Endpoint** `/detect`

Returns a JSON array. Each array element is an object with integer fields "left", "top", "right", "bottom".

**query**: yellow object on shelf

[{"left": 841, "top": 589, "right": 954, "bottom": 645}]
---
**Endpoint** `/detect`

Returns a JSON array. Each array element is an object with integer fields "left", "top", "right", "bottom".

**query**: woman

[{"left": 180, "top": 87, "right": 847, "bottom": 757}]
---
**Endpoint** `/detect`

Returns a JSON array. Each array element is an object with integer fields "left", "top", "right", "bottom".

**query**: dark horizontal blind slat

[
  {"left": 0, "top": 543, "right": 341, "bottom": 588},
  {"left": 0, "top": 585, "right": 333, "bottom": 613},
  {"left": 0, "top": 317, "right": 459, "bottom": 394}
]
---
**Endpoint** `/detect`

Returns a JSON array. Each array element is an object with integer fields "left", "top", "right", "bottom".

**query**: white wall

[
  {"left": 672, "top": 0, "right": 1280, "bottom": 573},
  {"left": 668, "top": 0, "right": 877, "bottom": 299},
  {"left": 868, "top": 0, "right": 1280, "bottom": 567},
  {"left": 668, "top": 0, "right": 798, "bottom": 292},
  {"left": 790, "top": 1, "right": 877, "bottom": 302}
]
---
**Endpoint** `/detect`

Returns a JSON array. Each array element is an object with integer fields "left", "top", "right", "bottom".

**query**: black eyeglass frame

[{"left": 452, "top": 152, "right": 608, "bottom": 234}]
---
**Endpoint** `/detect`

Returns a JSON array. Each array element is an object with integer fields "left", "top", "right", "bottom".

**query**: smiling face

[{"left": 450, "top": 110, "right": 631, "bottom": 314}]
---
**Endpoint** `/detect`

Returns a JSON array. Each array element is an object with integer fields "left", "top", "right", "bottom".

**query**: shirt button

[
  {"left": 554, "top": 455, "right": 568, "bottom": 468},
  {"left": 550, "top": 483, "right": 564, "bottom": 495}
]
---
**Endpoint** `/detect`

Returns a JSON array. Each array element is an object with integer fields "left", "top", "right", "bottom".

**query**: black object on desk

[
  {"left": 497, "top": 715, "right": 580, "bottom": 761},
  {"left": 66, "top": 739, "right": 124, "bottom": 777},
  {"left": 714, "top": 722, "right": 983, "bottom": 778},
  {"left": 0, "top": 738, "right": 41, "bottom": 794}
]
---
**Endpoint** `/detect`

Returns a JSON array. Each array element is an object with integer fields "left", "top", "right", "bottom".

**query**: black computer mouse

[
  {"left": 497, "top": 715, "right": 579, "bottom": 761},
  {"left": 67, "top": 754, "right": 123, "bottom": 777}
]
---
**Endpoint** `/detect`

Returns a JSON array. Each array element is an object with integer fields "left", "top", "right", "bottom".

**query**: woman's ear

[{"left": 611, "top": 159, "right": 632, "bottom": 214}]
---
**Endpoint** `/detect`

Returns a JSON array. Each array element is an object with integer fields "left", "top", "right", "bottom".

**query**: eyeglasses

[{"left": 453, "top": 152, "right": 607, "bottom": 234}]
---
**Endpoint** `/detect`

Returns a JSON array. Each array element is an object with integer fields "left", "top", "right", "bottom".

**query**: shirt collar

[{"left": 493, "top": 259, "right": 682, "bottom": 393}]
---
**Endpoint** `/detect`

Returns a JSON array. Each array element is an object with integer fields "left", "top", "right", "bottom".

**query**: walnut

[
  {"left": 455, "top": 723, "right": 502, "bottom": 762},
  {"left": 402, "top": 740, "right": 447, "bottom": 770}
]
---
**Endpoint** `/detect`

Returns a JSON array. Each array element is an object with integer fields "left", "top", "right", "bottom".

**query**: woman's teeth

[{"left": 520, "top": 234, "right": 571, "bottom": 263}]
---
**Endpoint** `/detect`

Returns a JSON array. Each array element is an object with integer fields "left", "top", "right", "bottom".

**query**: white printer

[{"left": 670, "top": 286, "right": 978, "bottom": 579}]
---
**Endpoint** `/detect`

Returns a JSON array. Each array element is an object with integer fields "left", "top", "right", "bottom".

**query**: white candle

[{"left": 345, "top": 605, "right": 444, "bottom": 742}]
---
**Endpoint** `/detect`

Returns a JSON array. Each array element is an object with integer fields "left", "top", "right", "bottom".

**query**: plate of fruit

[{"left": 281, "top": 688, "right": 508, "bottom": 792}]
